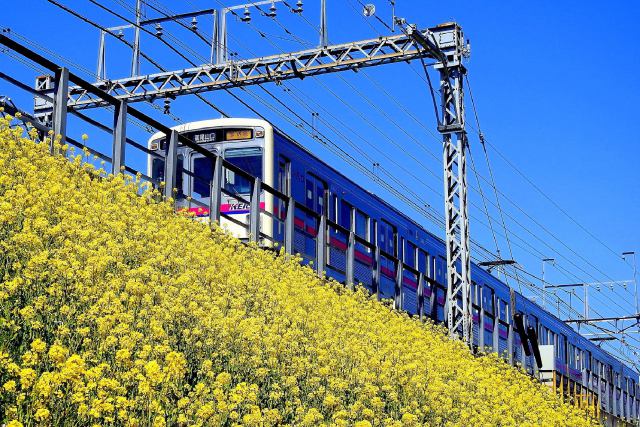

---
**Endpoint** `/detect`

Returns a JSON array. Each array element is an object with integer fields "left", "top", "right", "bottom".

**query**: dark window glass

[
  {"left": 482, "top": 286, "right": 494, "bottom": 314},
  {"left": 278, "top": 157, "right": 290, "bottom": 195},
  {"left": 152, "top": 155, "right": 183, "bottom": 196},
  {"left": 340, "top": 200, "right": 352, "bottom": 229},
  {"left": 224, "top": 148, "right": 262, "bottom": 195},
  {"left": 405, "top": 241, "right": 416, "bottom": 268},
  {"left": 378, "top": 220, "right": 395, "bottom": 255},
  {"left": 193, "top": 157, "right": 214, "bottom": 198},
  {"left": 499, "top": 299, "right": 508, "bottom": 321},
  {"left": 305, "top": 174, "right": 326, "bottom": 213},
  {"left": 355, "top": 210, "right": 368, "bottom": 240}
]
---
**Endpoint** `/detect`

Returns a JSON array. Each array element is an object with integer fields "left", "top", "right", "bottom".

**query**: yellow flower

[
  {"left": 0, "top": 119, "right": 598, "bottom": 427},
  {"left": 34, "top": 407, "right": 50, "bottom": 421},
  {"left": 19, "top": 368, "right": 36, "bottom": 389},
  {"left": 30, "top": 338, "right": 47, "bottom": 354},
  {"left": 3, "top": 380, "right": 17, "bottom": 393}
]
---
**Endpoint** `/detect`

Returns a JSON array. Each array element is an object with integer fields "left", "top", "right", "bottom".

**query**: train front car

[{"left": 147, "top": 118, "right": 274, "bottom": 243}]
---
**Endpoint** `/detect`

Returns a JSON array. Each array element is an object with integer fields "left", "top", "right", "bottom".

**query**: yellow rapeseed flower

[{"left": 0, "top": 117, "right": 597, "bottom": 426}]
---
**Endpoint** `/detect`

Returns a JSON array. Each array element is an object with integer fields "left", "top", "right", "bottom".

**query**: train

[{"left": 148, "top": 118, "right": 639, "bottom": 425}]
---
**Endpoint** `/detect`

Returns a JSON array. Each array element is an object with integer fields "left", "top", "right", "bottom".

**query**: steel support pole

[
  {"left": 131, "top": 0, "right": 141, "bottom": 76},
  {"left": 373, "top": 246, "right": 381, "bottom": 299},
  {"left": 210, "top": 10, "right": 218, "bottom": 64},
  {"left": 395, "top": 260, "right": 403, "bottom": 310},
  {"left": 284, "top": 196, "right": 295, "bottom": 255},
  {"left": 316, "top": 214, "right": 326, "bottom": 275},
  {"left": 418, "top": 272, "right": 425, "bottom": 321},
  {"left": 163, "top": 130, "right": 178, "bottom": 200},
  {"left": 346, "top": 232, "right": 355, "bottom": 290},
  {"left": 220, "top": 9, "right": 227, "bottom": 63},
  {"left": 112, "top": 100, "right": 127, "bottom": 174},
  {"left": 52, "top": 67, "right": 69, "bottom": 150},
  {"left": 319, "top": 0, "right": 327, "bottom": 48},
  {"left": 209, "top": 156, "right": 223, "bottom": 224},
  {"left": 250, "top": 177, "right": 261, "bottom": 242},
  {"left": 97, "top": 31, "right": 107, "bottom": 80}
]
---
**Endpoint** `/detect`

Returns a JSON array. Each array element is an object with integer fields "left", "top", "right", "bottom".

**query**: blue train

[{"left": 149, "top": 118, "right": 639, "bottom": 425}]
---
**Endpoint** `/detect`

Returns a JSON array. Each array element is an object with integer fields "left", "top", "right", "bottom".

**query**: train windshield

[{"left": 224, "top": 147, "right": 263, "bottom": 195}]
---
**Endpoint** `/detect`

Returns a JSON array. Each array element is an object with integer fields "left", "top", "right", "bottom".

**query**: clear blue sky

[{"left": 2, "top": 0, "right": 639, "bottom": 360}]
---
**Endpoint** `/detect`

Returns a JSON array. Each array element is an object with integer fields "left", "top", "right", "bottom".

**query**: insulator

[
  {"left": 191, "top": 17, "right": 198, "bottom": 31},
  {"left": 293, "top": 0, "right": 303, "bottom": 13},
  {"left": 163, "top": 98, "right": 171, "bottom": 114},
  {"left": 267, "top": 2, "right": 277, "bottom": 17},
  {"left": 117, "top": 29, "right": 124, "bottom": 38},
  {"left": 155, "top": 23, "right": 163, "bottom": 37},
  {"left": 241, "top": 6, "right": 251, "bottom": 23}
]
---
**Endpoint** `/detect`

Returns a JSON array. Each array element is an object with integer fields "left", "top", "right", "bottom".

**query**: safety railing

[{"left": 0, "top": 32, "right": 449, "bottom": 320}]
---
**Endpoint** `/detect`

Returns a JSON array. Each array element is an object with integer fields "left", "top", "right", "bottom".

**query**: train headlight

[
  {"left": 255, "top": 128, "right": 265, "bottom": 138},
  {"left": 150, "top": 142, "right": 159, "bottom": 150}
]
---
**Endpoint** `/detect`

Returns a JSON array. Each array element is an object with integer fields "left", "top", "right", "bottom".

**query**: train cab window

[
  {"left": 224, "top": 147, "right": 263, "bottom": 194},
  {"left": 377, "top": 219, "right": 396, "bottom": 255},
  {"left": 153, "top": 155, "right": 184, "bottom": 196}
]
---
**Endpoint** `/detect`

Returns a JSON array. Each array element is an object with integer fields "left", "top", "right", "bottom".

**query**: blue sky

[{"left": 2, "top": 0, "right": 639, "bottom": 360}]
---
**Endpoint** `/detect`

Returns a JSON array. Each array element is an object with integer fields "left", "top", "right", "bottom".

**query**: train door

[{"left": 189, "top": 153, "right": 215, "bottom": 201}]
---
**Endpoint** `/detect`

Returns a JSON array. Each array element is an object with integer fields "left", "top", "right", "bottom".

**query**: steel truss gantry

[
  {"left": 34, "top": 20, "right": 472, "bottom": 345},
  {"left": 52, "top": 23, "right": 464, "bottom": 111}
]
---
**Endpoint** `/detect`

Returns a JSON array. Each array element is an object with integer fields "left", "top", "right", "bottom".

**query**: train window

[
  {"left": 305, "top": 174, "right": 326, "bottom": 214},
  {"left": 340, "top": 200, "right": 353, "bottom": 230},
  {"left": 482, "top": 286, "right": 494, "bottom": 314},
  {"left": 224, "top": 147, "right": 263, "bottom": 194},
  {"left": 418, "top": 249, "right": 429, "bottom": 276},
  {"left": 278, "top": 156, "right": 290, "bottom": 196},
  {"left": 354, "top": 209, "right": 369, "bottom": 241},
  {"left": 471, "top": 281, "right": 479, "bottom": 305},
  {"left": 404, "top": 241, "right": 417, "bottom": 268},
  {"left": 499, "top": 299, "right": 508, "bottom": 321},
  {"left": 377, "top": 219, "right": 395, "bottom": 255}
]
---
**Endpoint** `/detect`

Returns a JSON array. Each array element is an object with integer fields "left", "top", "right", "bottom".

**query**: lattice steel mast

[{"left": 406, "top": 24, "right": 471, "bottom": 343}]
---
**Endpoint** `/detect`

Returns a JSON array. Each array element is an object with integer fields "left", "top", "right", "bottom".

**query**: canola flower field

[{"left": 0, "top": 114, "right": 597, "bottom": 426}]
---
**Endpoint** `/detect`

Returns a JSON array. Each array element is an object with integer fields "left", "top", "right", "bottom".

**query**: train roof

[{"left": 148, "top": 118, "right": 273, "bottom": 143}]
